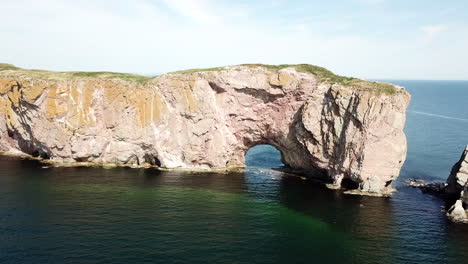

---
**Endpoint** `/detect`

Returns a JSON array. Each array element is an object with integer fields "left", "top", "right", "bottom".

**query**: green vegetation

[
  {"left": 242, "top": 64, "right": 397, "bottom": 95},
  {"left": 68, "top": 71, "right": 150, "bottom": 83},
  {"left": 0, "top": 63, "right": 397, "bottom": 94},
  {"left": 169, "top": 67, "right": 226, "bottom": 74},
  {"left": 170, "top": 63, "right": 397, "bottom": 95},
  {"left": 241, "top": 63, "right": 350, "bottom": 82},
  {"left": 338, "top": 79, "right": 397, "bottom": 95},
  {"left": 0, "top": 63, "right": 151, "bottom": 84},
  {"left": 0, "top": 63, "right": 20, "bottom": 71}
]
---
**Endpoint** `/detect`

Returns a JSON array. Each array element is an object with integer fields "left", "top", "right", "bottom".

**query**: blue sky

[{"left": 1, "top": 0, "right": 467, "bottom": 79}]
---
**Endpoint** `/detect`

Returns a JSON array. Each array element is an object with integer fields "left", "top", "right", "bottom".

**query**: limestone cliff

[
  {"left": 446, "top": 146, "right": 468, "bottom": 222},
  {"left": 0, "top": 63, "right": 410, "bottom": 195}
]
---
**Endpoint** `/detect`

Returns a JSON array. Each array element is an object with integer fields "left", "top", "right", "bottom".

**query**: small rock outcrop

[
  {"left": 446, "top": 146, "right": 468, "bottom": 222},
  {"left": 0, "top": 63, "right": 410, "bottom": 196},
  {"left": 406, "top": 178, "right": 447, "bottom": 195}
]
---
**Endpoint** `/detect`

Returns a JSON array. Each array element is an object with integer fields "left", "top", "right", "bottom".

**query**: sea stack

[
  {"left": 0, "top": 63, "right": 410, "bottom": 196},
  {"left": 446, "top": 145, "right": 468, "bottom": 222}
]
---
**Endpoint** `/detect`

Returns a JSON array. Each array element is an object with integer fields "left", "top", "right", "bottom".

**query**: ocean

[{"left": 1, "top": 80, "right": 468, "bottom": 263}]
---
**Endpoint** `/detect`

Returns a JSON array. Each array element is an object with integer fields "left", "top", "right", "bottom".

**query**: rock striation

[
  {"left": 0, "top": 63, "right": 410, "bottom": 195},
  {"left": 446, "top": 145, "right": 468, "bottom": 222}
]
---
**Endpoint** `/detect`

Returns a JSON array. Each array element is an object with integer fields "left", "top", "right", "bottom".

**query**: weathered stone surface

[
  {"left": 446, "top": 145, "right": 468, "bottom": 222},
  {"left": 448, "top": 200, "right": 467, "bottom": 222},
  {"left": 0, "top": 64, "right": 410, "bottom": 195}
]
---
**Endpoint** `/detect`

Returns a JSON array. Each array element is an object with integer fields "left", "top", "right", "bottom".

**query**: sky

[{"left": 1, "top": 0, "right": 468, "bottom": 80}]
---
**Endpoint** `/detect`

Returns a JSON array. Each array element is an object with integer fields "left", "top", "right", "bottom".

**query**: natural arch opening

[{"left": 245, "top": 144, "right": 284, "bottom": 169}]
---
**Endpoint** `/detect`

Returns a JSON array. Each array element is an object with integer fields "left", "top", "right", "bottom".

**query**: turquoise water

[{"left": 1, "top": 81, "right": 468, "bottom": 263}]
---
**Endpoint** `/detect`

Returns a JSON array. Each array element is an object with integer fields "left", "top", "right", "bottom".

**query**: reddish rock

[{"left": 0, "top": 64, "right": 410, "bottom": 196}]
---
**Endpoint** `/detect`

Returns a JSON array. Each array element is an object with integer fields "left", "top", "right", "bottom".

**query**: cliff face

[
  {"left": 446, "top": 146, "right": 468, "bottom": 222},
  {"left": 0, "top": 64, "right": 410, "bottom": 195}
]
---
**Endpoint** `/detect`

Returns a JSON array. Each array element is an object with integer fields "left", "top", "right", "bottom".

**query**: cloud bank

[{"left": 1, "top": 0, "right": 467, "bottom": 79}]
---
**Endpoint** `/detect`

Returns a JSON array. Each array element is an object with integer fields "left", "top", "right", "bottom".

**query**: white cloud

[
  {"left": 357, "top": 0, "right": 387, "bottom": 5},
  {"left": 421, "top": 24, "right": 448, "bottom": 40},
  {"left": 0, "top": 0, "right": 467, "bottom": 79},
  {"left": 162, "top": 0, "right": 223, "bottom": 24}
]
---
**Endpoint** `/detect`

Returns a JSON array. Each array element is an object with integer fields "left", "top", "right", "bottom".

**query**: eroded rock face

[
  {"left": 446, "top": 145, "right": 468, "bottom": 222},
  {"left": 0, "top": 65, "right": 410, "bottom": 195}
]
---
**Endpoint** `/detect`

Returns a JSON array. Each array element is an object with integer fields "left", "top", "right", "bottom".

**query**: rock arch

[
  {"left": 0, "top": 64, "right": 410, "bottom": 195},
  {"left": 244, "top": 144, "right": 284, "bottom": 168}
]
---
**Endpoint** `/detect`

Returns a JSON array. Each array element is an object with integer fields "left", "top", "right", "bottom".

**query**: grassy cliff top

[
  {"left": 0, "top": 63, "right": 151, "bottom": 84},
  {"left": 0, "top": 63, "right": 398, "bottom": 94},
  {"left": 169, "top": 64, "right": 398, "bottom": 95},
  {"left": 0, "top": 63, "right": 20, "bottom": 71}
]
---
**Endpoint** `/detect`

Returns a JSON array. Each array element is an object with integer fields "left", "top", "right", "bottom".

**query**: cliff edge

[{"left": 0, "top": 63, "right": 410, "bottom": 196}]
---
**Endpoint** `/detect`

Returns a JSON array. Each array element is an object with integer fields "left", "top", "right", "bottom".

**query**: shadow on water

[
  {"left": 244, "top": 145, "right": 468, "bottom": 264},
  {"left": 1, "top": 145, "right": 468, "bottom": 264},
  {"left": 0, "top": 155, "right": 348, "bottom": 263}
]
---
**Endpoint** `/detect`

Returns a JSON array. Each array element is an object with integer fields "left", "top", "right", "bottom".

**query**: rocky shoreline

[{"left": 405, "top": 145, "right": 468, "bottom": 223}]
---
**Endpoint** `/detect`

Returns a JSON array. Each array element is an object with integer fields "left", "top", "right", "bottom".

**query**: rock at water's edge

[
  {"left": 0, "top": 63, "right": 410, "bottom": 196},
  {"left": 448, "top": 200, "right": 468, "bottom": 221},
  {"left": 446, "top": 145, "right": 468, "bottom": 222}
]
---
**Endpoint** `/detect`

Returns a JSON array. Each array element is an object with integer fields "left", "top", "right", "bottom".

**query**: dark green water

[{"left": 1, "top": 81, "right": 468, "bottom": 263}]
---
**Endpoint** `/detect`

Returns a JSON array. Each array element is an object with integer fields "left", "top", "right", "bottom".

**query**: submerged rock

[
  {"left": 406, "top": 178, "right": 427, "bottom": 188},
  {"left": 446, "top": 145, "right": 468, "bottom": 222},
  {"left": 0, "top": 63, "right": 410, "bottom": 196},
  {"left": 406, "top": 178, "right": 447, "bottom": 195}
]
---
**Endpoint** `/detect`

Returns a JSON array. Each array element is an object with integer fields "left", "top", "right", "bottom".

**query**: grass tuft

[
  {"left": 242, "top": 64, "right": 397, "bottom": 95},
  {"left": 0, "top": 63, "right": 150, "bottom": 84},
  {"left": 68, "top": 71, "right": 150, "bottom": 83},
  {"left": 0, "top": 63, "right": 20, "bottom": 71},
  {"left": 168, "top": 67, "right": 226, "bottom": 74}
]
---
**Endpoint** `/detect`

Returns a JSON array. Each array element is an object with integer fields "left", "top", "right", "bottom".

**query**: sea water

[{"left": 1, "top": 81, "right": 468, "bottom": 264}]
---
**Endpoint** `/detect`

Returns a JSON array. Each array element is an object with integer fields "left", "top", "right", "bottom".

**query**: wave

[{"left": 409, "top": 110, "right": 468, "bottom": 122}]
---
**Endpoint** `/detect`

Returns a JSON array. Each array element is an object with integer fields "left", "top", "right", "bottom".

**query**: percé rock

[
  {"left": 446, "top": 145, "right": 468, "bottom": 222},
  {"left": 0, "top": 63, "right": 410, "bottom": 195}
]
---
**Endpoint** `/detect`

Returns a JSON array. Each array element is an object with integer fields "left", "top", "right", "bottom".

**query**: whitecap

[{"left": 409, "top": 110, "right": 468, "bottom": 122}]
